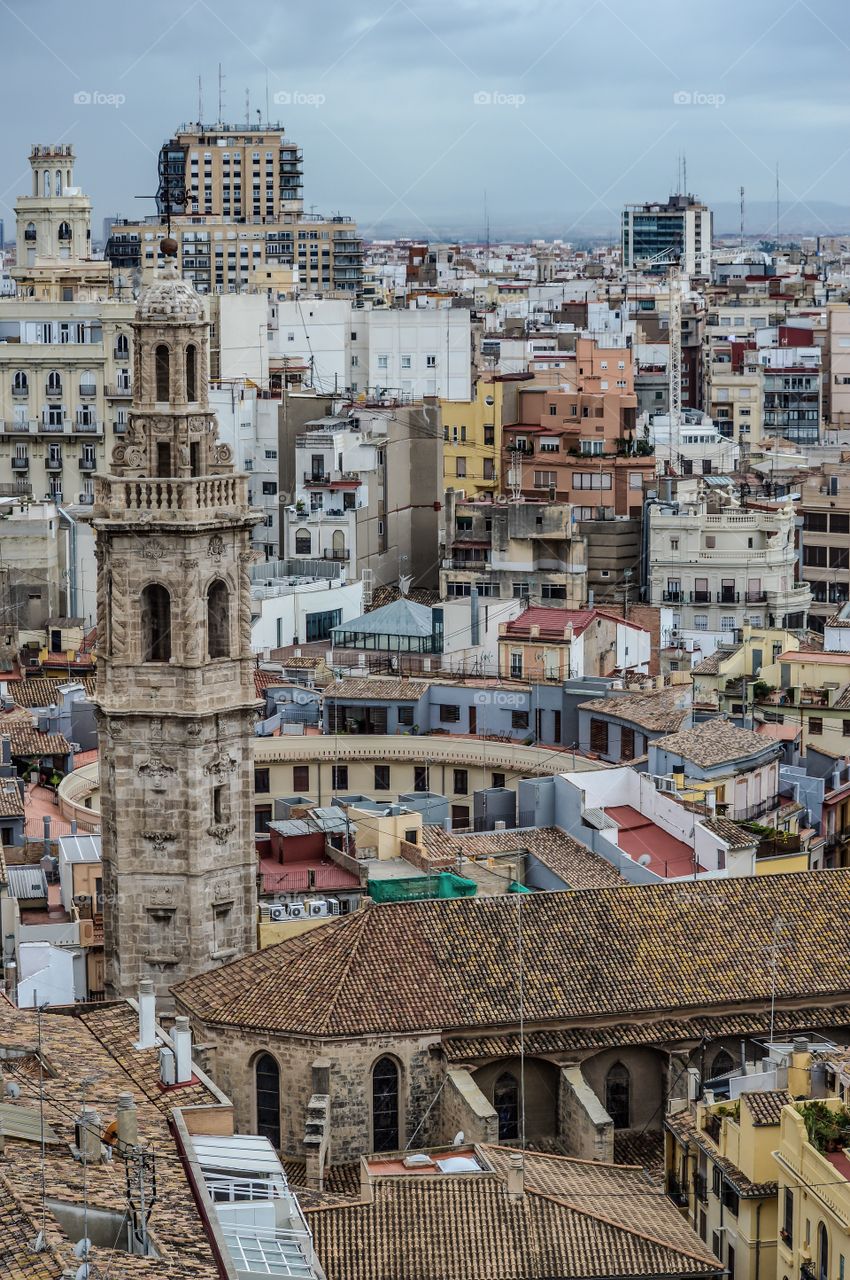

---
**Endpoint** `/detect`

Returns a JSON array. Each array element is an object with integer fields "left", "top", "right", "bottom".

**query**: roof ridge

[{"left": 484, "top": 1142, "right": 644, "bottom": 1171}]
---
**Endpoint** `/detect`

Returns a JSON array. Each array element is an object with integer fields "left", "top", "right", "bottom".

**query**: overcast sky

[{"left": 3, "top": 0, "right": 850, "bottom": 240}]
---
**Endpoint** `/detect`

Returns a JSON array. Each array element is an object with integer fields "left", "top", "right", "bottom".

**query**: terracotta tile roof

[
  {"left": 418, "top": 826, "right": 623, "bottom": 888},
  {"left": 579, "top": 688, "right": 692, "bottom": 733},
  {"left": 324, "top": 677, "right": 432, "bottom": 701},
  {"left": 691, "top": 646, "right": 742, "bottom": 677},
  {"left": 654, "top": 718, "right": 776, "bottom": 768},
  {"left": 0, "top": 1173, "right": 66, "bottom": 1279},
  {"left": 0, "top": 998, "right": 222, "bottom": 1278},
  {"left": 367, "top": 584, "right": 442, "bottom": 612},
  {"left": 700, "top": 817, "right": 759, "bottom": 849},
  {"left": 0, "top": 783, "right": 24, "bottom": 818},
  {"left": 503, "top": 607, "right": 601, "bottom": 639},
  {"left": 9, "top": 677, "right": 95, "bottom": 709},
  {"left": 173, "top": 870, "right": 850, "bottom": 1039},
  {"left": 307, "top": 1147, "right": 722, "bottom": 1280},
  {"left": 7, "top": 726, "right": 72, "bottom": 758},
  {"left": 741, "top": 1089, "right": 793, "bottom": 1126},
  {"left": 665, "top": 1108, "right": 779, "bottom": 1198},
  {"left": 442, "top": 1004, "right": 850, "bottom": 1061}
]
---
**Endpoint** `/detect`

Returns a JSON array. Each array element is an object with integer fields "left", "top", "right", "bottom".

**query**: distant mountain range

[{"left": 361, "top": 200, "right": 850, "bottom": 245}]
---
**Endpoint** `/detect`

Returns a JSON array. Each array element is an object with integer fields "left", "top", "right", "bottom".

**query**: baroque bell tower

[{"left": 93, "top": 241, "right": 259, "bottom": 999}]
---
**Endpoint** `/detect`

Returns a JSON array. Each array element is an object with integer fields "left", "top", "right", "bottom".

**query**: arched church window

[
  {"left": 494, "top": 1071, "right": 519, "bottom": 1140},
  {"left": 43, "top": 170, "right": 50, "bottom": 197},
  {"left": 115, "top": 332, "right": 129, "bottom": 358},
  {"left": 141, "top": 583, "right": 171, "bottom": 662},
  {"left": 154, "top": 345, "right": 170, "bottom": 402},
  {"left": 55, "top": 170, "right": 62, "bottom": 197},
  {"left": 255, "top": 1053, "right": 281, "bottom": 1148},
  {"left": 24, "top": 222, "right": 36, "bottom": 243},
  {"left": 294, "top": 530, "right": 311, "bottom": 556},
  {"left": 58, "top": 221, "right": 72, "bottom": 242},
  {"left": 819, "top": 1222, "right": 829, "bottom": 1280},
  {"left": 186, "top": 344, "right": 197, "bottom": 402},
  {"left": 207, "top": 580, "right": 230, "bottom": 659},
  {"left": 605, "top": 1062, "right": 631, "bottom": 1129},
  {"left": 372, "top": 1057, "right": 400, "bottom": 1152},
  {"left": 711, "top": 1049, "right": 734, "bottom": 1080}
]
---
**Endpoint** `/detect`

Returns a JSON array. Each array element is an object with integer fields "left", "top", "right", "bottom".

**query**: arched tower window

[
  {"left": 58, "top": 221, "right": 71, "bottom": 242},
  {"left": 43, "top": 170, "right": 50, "bottom": 197},
  {"left": 255, "top": 1053, "right": 281, "bottom": 1149},
  {"left": 710, "top": 1049, "right": 734, "bottom": 1080},
  {"left": 12, "top": 371, "right": 28, "bottom": 395},
  {"left": 55, "top": 170, "right": 62, "bottom": 197},
  {"left": 154, "top": 345, "right": 170, "bottom": 402},
  {"left": 493, "top": 1072, "right": 519, "bottom": 1140},
  {"left": 605, "top": 1062, "right": 631, "bottom": 1130},
  {"left": 186, "top": 344, "right": 197, "bottom": 402},
  {"left": 372, "top": 1057, "right": 400, "bottom": 1152},
  {"left": 140, "top": 584, "right": 171, "bottom": 662},
  {"left": 115, "top": 332, "right": 129, "bottom": 358},
  {"left": 332, "top": 529, "right": 346, "bottom": 560},
  {"left": 24, "top": 222, "right": 36, "bottom": 243},
  {"left": 294, "top": 529, "right": 311, "bottom": 556},
  {"left": 207, "top": 580, "right": 230, "bottom": 659},
  {"left": 819, "top": 1222, "right": 829, "bottom": 1280}
]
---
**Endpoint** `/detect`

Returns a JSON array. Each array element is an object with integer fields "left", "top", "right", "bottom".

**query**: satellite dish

[
  {"left": 4, "top": 1081, "right": 20, "bottom": 1098},
  {"left": 637, "top": 853, "right": 652, "bottom": 867},
  {"left": 453, "top": 1131, "right": 465, "bottom": 1147},
  {"left": 73, "top": 1238, "right": 92, "bottom": 1259}
]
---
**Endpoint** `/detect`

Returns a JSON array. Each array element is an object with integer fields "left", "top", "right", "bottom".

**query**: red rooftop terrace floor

[{"left": 604, "top": 805, "right": 704, "bottom": 879}]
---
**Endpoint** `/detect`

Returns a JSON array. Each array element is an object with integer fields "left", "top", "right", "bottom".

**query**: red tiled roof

[{"left": 504, "top": 607, "right": 648, "bottom": 641}]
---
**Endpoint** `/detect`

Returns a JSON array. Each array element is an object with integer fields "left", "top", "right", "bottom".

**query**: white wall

[
  {"left": 251, "top": 578, "right": 363, "bottom": 651},
  {"left": 17, "top": 941, "right": 78, "bottom": 1007},
  {"left": 363, "top": 308, "right": 471, "bottom": 401},
  {"left": 217, "top": 294, "right": 269, "bottom": 383},
  {"left": 271, "top": 298, "right": 351, "bottom": 396}
]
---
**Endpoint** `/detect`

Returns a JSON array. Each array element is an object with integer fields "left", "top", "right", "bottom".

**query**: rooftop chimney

[
  {"left": 507, "top": 1151, "right": 524, "bottom": 1200},
  {"left": 116, "top": 1092, "right": 138, "bottom": 1152},
  {"left": 172, "top": 1016, "right": 193, "bottom": 1083},
  {"left": 136, "top": 980, "right": 156, "bottom": 1050},
  {"left": 76, "top": 1107, "right": 102, "bottom": 1163}
]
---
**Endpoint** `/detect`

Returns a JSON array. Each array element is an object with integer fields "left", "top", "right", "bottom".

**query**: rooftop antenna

[
  {"left": 740, "top": 185, "right": 745, "bottom": 249},
  {"left": 245, "top": 86, "right": 250, "bottom": 127},
  {"left": 265, "top": 71, "right": 270, "bottom": 126},
  {"left": 218, "top": 62, "right": 225, "bottom": 125},
  {"left": 775, "top": 162, "right": 780, "bottom": 247},
  {"left": 682, "top": 152, "right": 687, "bottom": 197},
  {"left": 517, "top": 893, "right": 526, "bottom": 1158},
  {"left": 484, "top": 189, "right": 490, "bottom": 267},
  {"left": 197, "top": 74, "right": 203, "bottom": 126}
]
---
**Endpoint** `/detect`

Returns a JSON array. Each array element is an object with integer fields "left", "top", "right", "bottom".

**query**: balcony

[
  {"left": 105, "top": 384, "right": 132, "bottom": 398},
  {"left": 44, "top": 384, "right": 63, "bottom": 399},
  {"left": 11, "top": 457, "right": 29, "bottom": 470},
  {"left": 734, "top": 796, "right": 779, "bottom": 822},
  {"left": 693, "top": 1172, "right": 708, "bottom": 1205},
  {"left": 1, "top": 420, "right": 35, "bottom": 434},
  {"left": 74, "top": 421, "right": 101, "bottom": 434},
  {"left": 662, "top": 590, "right": 684, "bottom": 603},
  {"left": 322, "top": 549, "right": 349, "bottom": 562},
  {"left": 702, "top": 1112, "right": 722, "bottom": 1143},
  {"left": 112, "top": 421, "right": 126, "bottom": 435},
  {"left": 11, "top": 385, "right": 28, "bottom": 398},
  {"left": 690, "top": 590, "right": 711, "bottom": 604},
  {"left": 78, "top": 383, "right": 97, "bottom": 398},
  {"left": 665, "top": 1174, "right": 689, "bottom": 1208},
  {"left": 94, "top": 473, "right": 250, "bottom": 521},
  {"left": 717, "top": 590, "right": 740, "bottom": 604},
  {"left": 745, "top": 588, "right": 767, "bottom": 603},
  {"left": 79, "top": 456, "right": 96, "bottom": 472},
  {"left": 45, "top": 455, "right": 63, "bottom": 471},
  {"left": 39, "top": 421, "right": 68, "bottom": 434}
]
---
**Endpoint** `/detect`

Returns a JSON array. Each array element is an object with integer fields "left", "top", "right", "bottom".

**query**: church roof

[
  {"left": 136, "top": 259, "right": 204, "bottom": 323},
  {"left": 307, "top": 1145, "right": 722, "bottom": 1280},
  {"left": 173, "top": 869, "right": 850, "bottom": 1039}
]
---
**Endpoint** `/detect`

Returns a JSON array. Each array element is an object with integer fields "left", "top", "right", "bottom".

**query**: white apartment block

[
  {"left": 210, "top": 382, "right": 281, "bottom": 559},
  {"left": 351, "top": 307, "right": 471, "bottom": 401},
  {"left": 648, "top": 494, "right": 810, "bottom": 656},
  {"left": 270, "top": 297, "right": 351, "bottom": 395}
]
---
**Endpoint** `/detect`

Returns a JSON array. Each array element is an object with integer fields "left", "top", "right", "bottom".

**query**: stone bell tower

[{"left": 92, "top": 241, "right": 259, "bottom": 999}]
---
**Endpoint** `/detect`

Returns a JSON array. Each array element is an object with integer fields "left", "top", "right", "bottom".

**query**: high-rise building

[
  {"left": 622, "top": 195, "right": 712, "bottom": 276},
  {"left": 93, "top": 241, "right": 259, "bottom": 999},
  {"left": 105, "top": 122, "right": 362, "bottom": 296}
]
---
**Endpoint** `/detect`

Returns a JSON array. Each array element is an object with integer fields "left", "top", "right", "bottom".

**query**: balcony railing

[
  {"left": 94, "top": 473, "right": 249, "bottom": 520},
  {"left": 745, "top": 589, "right": 767, "bottom": 603},
  {"left": 717, "top": 590, "right": 740, "bottom": 604},
  {"left": 74, "top": 421, "right": 101, "bottom": 434},
  {"left": 690, "top": 591, "right": 711, "bottom": 604},
  {"left": 735, "top": 796, "right": 779, "bottom": 822},
  {"left": 78, "top": 383, "right": 97, "bottom": 398},
  {"left": 44, "top": 385, "right": 63, "bottom": 399},
  {"left": 800, "top": 1263, "right": 816, "bottom": 1280},
  {"left": 40, "top": 421, "right": 68, "bottom": 434},
  {"left": 662, "top": 590, "right": 683, "bottom": 603},
  {"left": 1, "top": 420, "right": 35, "bottom": 434},
  {"left": 665, "top": 1174, "right": 689, "bottom": 1208},
  {"left": 11, "top": 385, "right": 28, "bottom": 398},
  {"left": 693, "top": 1172, "right": 708, "bottom": 1205},
  {"left": 322, "top": 549, "right": 349, "bottom": 562},
  {"left": 11, "top": 457, "right": 29, "bottom": 470},
  {"left": 79, "top": 456, "right": 96, "bottom": 472},
  {"left": 105, "top": 384, "right": 132, "bottom": 398},
  {"left": 702, "top": 1112, "right": 722, "bottom": 1143},
  {"left": 45, "top": 455, "right": 63, "bottom": 471}
]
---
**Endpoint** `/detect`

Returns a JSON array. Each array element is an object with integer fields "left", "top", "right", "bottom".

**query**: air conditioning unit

[
  {"left": 159, "top": 1047, "right": 176, "bottom": 1086},
  {"left": 287, "top": 901, "right": 306, "bottom": 919},
  {"left": 308, "top": 899, "right": 328, "bottom": 917},
  {"left": 269, "top": 903, "right": 288, "bottom": 923}
]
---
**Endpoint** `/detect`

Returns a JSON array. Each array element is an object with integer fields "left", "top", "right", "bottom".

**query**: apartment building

[
  {"left": 760, "top": 346, "right": 821, "bottom": 445},
  {"left": 799, "top": 466, "right": 850, "bottom": 632},
  {"left": 282, "top": 406, "right": 442, "bottom": 591},
  {"left": 440, "top": 372, "right": 527, "bottom": 498},
  {"left": 501, "top": 338, "right": 654, "bottom": 517},
  {"left": 775, "top": 1094, "right": 850, "bottom": 1280},
  {"left": 106, "top": 122, "right": 362, "bottom": 295},
  {"left": 440, "top": 490, "right": 587, "bottom": 605},
  {"left": 825, "top": 302, "right": 850, "bottom": 431},
  {"left": 648, "top": 492, "right": 810, "bottom": 654},
  {"left": 0, "top": 144, "right": 134, "bottom": 503},
  {"left": 705, "top": 339, "right": 763, "bottom": 448},
  {"left": 621, "top": 194, "right": 712, "bottom": 276},
  {"left": 350, "top": 306, "right": 472, "bottom": 401}
]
